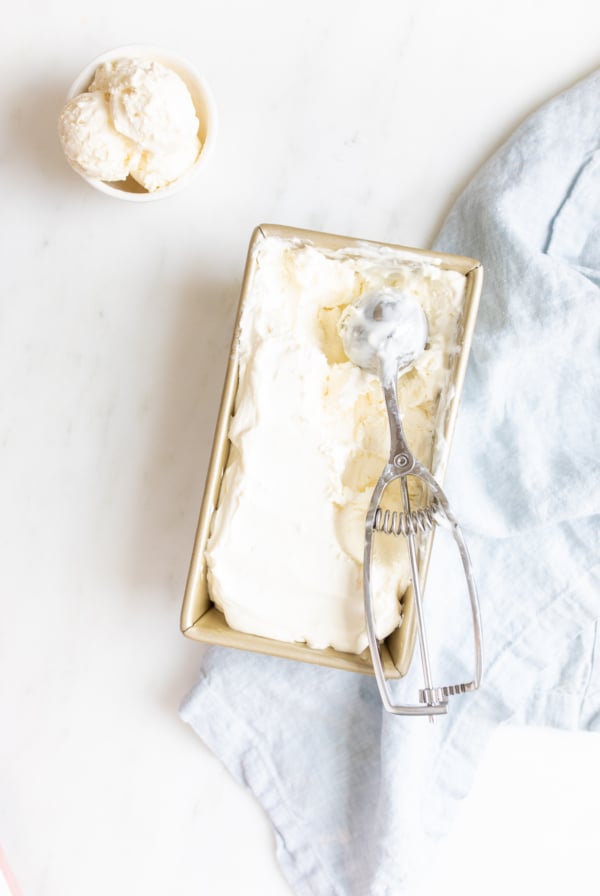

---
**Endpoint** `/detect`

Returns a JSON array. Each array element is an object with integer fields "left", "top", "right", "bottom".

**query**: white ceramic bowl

[{"left": 62, "top": 45, "right": 218, "bottom": 201}]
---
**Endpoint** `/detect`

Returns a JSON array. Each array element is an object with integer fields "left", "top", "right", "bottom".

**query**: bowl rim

[{"left": 63, "top": 44, "right": 218, "bottom": 202}]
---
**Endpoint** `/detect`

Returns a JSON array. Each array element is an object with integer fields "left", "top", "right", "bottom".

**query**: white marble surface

[{"left": 1, "top": 3, "right": 599, "bottom": 894}]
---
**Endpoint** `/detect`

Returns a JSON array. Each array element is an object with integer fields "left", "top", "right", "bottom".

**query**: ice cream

[
  {"left": 58, "top": 91, "right": 135, "bottom": 182},
  {"left": 58, "top": 57, "right": 201, "bottom": 191},
  {"left": 205, "top": 237, "right": 466, "bottom": 655}
]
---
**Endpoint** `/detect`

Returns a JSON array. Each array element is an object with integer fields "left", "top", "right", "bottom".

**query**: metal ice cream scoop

[{"left": 338, "top": 288, "right": 482, "bottom": 716}]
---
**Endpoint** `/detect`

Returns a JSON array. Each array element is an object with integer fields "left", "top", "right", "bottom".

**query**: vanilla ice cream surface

[
  {"left": 58, "top": 57, "right": 201, "bottom": 191},
  {"left": 206, "top": 237, "right": 466, "bottom": 655}
]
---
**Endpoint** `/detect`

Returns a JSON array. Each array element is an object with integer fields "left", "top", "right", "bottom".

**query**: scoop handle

[
  {"left": 379, "top": 373, "right": 438, "bottom": 716},
  {"left": 381, "top": 377, "right": 417, "bottom": 474},
  {"left": 363, "top": 459, "right": 483, "bottom": 715},
  {"left": 363, "top": 465, "right": 447, "bottom": 716},
  {"left": 364, "top": 371, "right": 483, "bottom": 715},
  {"left": 410, "top": 461, "right": 483, "bottom": 692}
]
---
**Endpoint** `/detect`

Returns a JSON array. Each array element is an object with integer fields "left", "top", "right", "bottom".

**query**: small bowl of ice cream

[{"left": 58, "top": 45, "right": 217, "bottom": 201}]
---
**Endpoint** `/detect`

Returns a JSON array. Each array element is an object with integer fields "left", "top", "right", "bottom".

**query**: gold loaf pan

[{"left": 180, "top": 224, "right": 483, "bottom": 678}]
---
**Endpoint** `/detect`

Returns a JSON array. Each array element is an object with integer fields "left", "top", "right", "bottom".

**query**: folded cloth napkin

[{"left": 180, "top": 69, "right": 600, "bottom": 895}]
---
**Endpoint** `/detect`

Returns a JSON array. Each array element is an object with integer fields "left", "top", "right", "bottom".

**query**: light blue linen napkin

[{"left": 180, "top": 70, "right": 600, "bottom": 895}]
